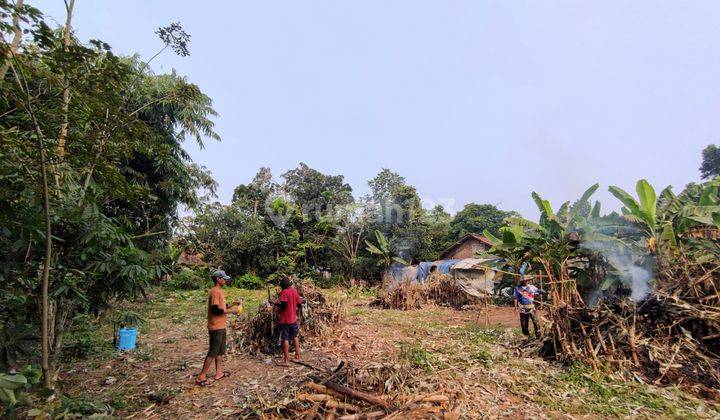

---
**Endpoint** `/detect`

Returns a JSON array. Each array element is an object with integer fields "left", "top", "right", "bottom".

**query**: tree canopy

[
  {"left": 700, "top": 144, "right": 720, "bottom": 179},
  {"left": 0, "top": 1, "right": 218, "bottom": 386}
]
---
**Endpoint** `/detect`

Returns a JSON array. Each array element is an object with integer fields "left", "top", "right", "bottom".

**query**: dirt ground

[{"left": 56, "top": 289, "right": 718, "bottom": 419}]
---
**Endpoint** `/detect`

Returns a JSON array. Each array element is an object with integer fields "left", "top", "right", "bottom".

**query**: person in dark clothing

[
  {"left": 513, "top": 275, "right": 545, "bottom": 338},
  {"left": 272, "top": 276, "right": 303, "bottom": 366},
  {"left": 196, "top": 270, "right": 242, "bottom": 386}
]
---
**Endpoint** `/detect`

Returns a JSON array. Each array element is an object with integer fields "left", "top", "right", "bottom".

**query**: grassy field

[{"left": 38, "top": 287, "right": 719, "bottom": 418}]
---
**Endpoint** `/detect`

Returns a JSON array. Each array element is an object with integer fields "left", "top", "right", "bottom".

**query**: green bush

[
  {"left": 235, "top": 273, "right": 264, "bottom": 289},
  {"left": 165, "top": 268, "right": 210, "bottom": 290},
  {"left": 315, "top": 274, "right": 345, "bottom": 289}
]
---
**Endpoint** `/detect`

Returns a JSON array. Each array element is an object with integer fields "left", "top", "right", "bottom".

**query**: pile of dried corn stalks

[
  {"left": 232, "top": 280, "right": 347, "bottom": 355},
  {"left": 377, "top": 274, "right": 481, "bottom": 310},
  {"left": 534, "top": 258, "right": 720, "bottom": 399},
  {"left": 238, "top": 360, "right": 459, "bottom": 419}
]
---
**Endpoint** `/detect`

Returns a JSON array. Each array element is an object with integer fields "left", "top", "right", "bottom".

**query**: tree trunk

[
  {"left": 56, "top": 0, "right": 75, "bottom": 159},
  {"left": 0, "top": 0, "right": 24, "bottom": 84},
  {"left": 38, "top": 122, "right": 53, "bottom": 389},
  {"left": 12, "top": 62, "right": 55, "bottom": 388},
  {"left": 32, "top": 115, "right": 53, "bottom": 388}
]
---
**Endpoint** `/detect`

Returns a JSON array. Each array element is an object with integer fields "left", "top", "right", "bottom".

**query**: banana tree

[
  {"left": 610, "top": 178, "right": 720, "bottom": 252},
  {"left": 365, "top": 230, "right": 409, "bottom": 268},
  {"left": 482, "top": 184, "right": 603, "bottom": 300}
]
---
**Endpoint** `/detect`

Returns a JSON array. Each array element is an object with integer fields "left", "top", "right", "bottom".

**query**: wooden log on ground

[
  {"left": 306, "top": 382, "right": 345, "bottom": 399},
  {"left": 324, "top": 381, "right": 389, "bottom": 408},
  {"left": 337, "top": 411, "right": 386, "bottom": 420},
  {"left": 421, "top": 395, "right": 449, "bottom": 403},
  {"left": 297, "top": 393, "right": 336, "bottom": 402},
  {"left": 326, "top": 399, "right": 361, "bottom": 412}
]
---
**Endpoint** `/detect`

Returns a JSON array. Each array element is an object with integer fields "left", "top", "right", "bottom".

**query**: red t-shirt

[{"left": 279, "top": 287, "right": 302, "bottom": 324}]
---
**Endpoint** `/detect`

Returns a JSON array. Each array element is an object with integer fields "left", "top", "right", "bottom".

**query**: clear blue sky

[{"left": 37, "top": 1, "right": 718, "bottom": 218}]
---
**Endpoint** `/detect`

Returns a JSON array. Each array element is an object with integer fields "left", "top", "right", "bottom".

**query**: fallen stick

[
  {"left": 305, "top": 401, "right": 321, "bottom": 420},
  {"left": 306, "top": 382, "right": 345, "bottom": 398},
  {"left": 421, "top": 395, "right": 449, "bottom": 403},
  {"left": 326, "top": 399, "right": 361, "bottom": 412},
  {"left": 292, "top": 359, "right": 325, "bottom": 371},
  {"left": 325, "top": 408, "right": 337, "bottom": 420},
  {"left": 296, "top": 393, "right": 335, "bottom": 402},
  {"left": 337, "top": 411, "right": 386, "bottom": 420},
  {"left": 324, "top": 381, "right": 389, "bottom": 408}
]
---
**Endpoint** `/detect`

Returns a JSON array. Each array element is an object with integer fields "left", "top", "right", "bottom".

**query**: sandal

[
  {"left": 195, "top": 378, "right": 210, "bottom": 387},
  {"left": 215, "top": 371, "right": 232, "bottom": 380}
]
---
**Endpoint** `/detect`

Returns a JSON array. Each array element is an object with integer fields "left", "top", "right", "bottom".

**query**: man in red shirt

[{"left": 272, "top": 276, "right": 303, "bottom": 366}]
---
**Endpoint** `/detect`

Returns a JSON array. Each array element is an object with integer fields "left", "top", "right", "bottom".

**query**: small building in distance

[{"left": 440, "top": 233, "right": 493, "bottom": 260}]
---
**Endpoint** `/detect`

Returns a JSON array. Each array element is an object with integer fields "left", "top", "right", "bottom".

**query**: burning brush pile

[
  {"left": 535, "top": 259, "right": 720, "bottom": 399},
  {"left": 377, "top": 273, "right": 481, "bottom": 310},
  {"left": 233, "top": 280, "right": 347, "bottom": 354}
]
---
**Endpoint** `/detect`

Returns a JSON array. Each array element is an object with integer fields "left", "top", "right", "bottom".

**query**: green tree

[
  {"left": 232, "top": 167, "right": 276, "bottom": 216},
  {"left": 368, "top": 168, "right": 405, "bottom": 204},
  {"left": 700, "top": 144, "right": 720, "bottom": 179},
  {"left": 449, "top": 203, "right": 517, "bottom": 239},
  {"left": 0, "top": 2, "right": 218, "bottom": 387}
]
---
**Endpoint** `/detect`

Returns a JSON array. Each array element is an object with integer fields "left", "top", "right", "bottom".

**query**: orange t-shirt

[{"left": 207, "top": 287, "right": 228, "bottom": 330}]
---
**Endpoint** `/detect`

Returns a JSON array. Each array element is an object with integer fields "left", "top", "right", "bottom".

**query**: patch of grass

[
  {"left": 471, "top": 348, "right": 493, "bottom": 367},
  {"left": 537, "top": 362, "right": 714, "bottom": 417},
  {"left": 398, "top": 340, "right": 438, "bottom": 372},
  {"left": 462, "top": 323, "right": 505, "bottom": 344},
  {"left": 134, "top": 347, "right": 156, "bottom": 362},
  {"left": 62, "top": 314, "right": 114, "bottom": 361},
  {"left": 146, "top": 386, "right": 181, "bottom": 405},
  {"left": 59, "top": 394, "right": 113, "bottom": 416}
]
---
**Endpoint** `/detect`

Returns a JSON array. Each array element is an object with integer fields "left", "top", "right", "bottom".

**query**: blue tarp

[
  {"left": 387, "top": 259, "right": 461, "bottom": 287},
  {"left": 386, "top": 265, "right": 418, "bottom": 284},
  {"left": 415, "top": 262, "right": 435, "bottom": 283},
  {"left": 437, "top": 259, "right": 460, "bottom": 274},
  {"left": 413, "top": 259, "right": 461, "bottom": 282}
]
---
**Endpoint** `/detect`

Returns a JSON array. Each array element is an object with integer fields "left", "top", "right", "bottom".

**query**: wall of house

[{"left": 445, "top": 240, "right": 489, "bottom": 260}]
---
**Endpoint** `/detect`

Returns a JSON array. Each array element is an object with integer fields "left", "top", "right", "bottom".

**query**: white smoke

[{"left": 581, "top": 240, "right": 654, "bottom": 302}]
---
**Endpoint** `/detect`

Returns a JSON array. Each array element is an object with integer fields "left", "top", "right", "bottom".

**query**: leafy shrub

[
  {"left": 315, "top": 274, "right": 345, "bottom": 289},
  {"left": 235, "top": 273, "right": 264, "bottom": 289},
  {"left": 114, "top": 310, "right": 145, "bottom": 328},
  {"left": 165, "top": 268, "right": 210, "bottom": 290},
  {"left": 0, "top": 373, "right": 28, "bottom": 406},
  {"left": 62, "top": 314, "right": 112, "bottom": 360},
  {"left": 0, "top": 323, "right": 37, "bottom": 369}
]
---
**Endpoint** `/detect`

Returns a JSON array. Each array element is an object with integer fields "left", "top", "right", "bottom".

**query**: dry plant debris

[
  {"left": 232, "top": 280, "right": 347, "bottom": 355},
  {"left": 532, "top": 258, "right": 720, "bottom": 400},
  {"left": 377, "top": 274, "right": 482, "bottom": 311}
]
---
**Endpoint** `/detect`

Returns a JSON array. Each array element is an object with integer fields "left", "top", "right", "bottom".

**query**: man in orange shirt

[{"left": 196, "top": 270, "right": 242, "bottom": 386}]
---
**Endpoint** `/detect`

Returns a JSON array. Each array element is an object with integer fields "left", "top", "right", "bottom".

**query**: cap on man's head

[{"left": 212, "top": 270, "right": 231, "bottom": 281}]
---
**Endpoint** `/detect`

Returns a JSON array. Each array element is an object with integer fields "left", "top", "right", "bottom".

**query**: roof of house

[
  {"left": 451, "top": 257, "right": 496, "bottom": 270},
  {"left": 177, "top": 251, "right": 207, "bottom": 267},
  {"left": 440, "top": 233, "right": 494, "bottom": 259}
]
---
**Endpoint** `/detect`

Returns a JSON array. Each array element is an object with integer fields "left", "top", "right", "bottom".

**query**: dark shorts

[
  {"left": 279, "top": 323, "right": 299, "bottom": 341},
  {"left": 208, "top": 328, "right": 227, "bottom": 357}
]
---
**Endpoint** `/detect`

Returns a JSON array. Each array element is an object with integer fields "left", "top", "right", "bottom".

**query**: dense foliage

[
  {"left": 0, "top": 1, "right": 218, "bottom": 387},
  {"left": 482, "top": 178, "right": 720, "bottom": 302},
  {"left": 180, "top": 167, "right": 515, "bottom": 284}
]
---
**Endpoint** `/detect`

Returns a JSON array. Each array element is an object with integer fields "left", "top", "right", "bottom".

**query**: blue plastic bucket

[{"left": 117, "top": 327, "right": 137, "bottom": 350}]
